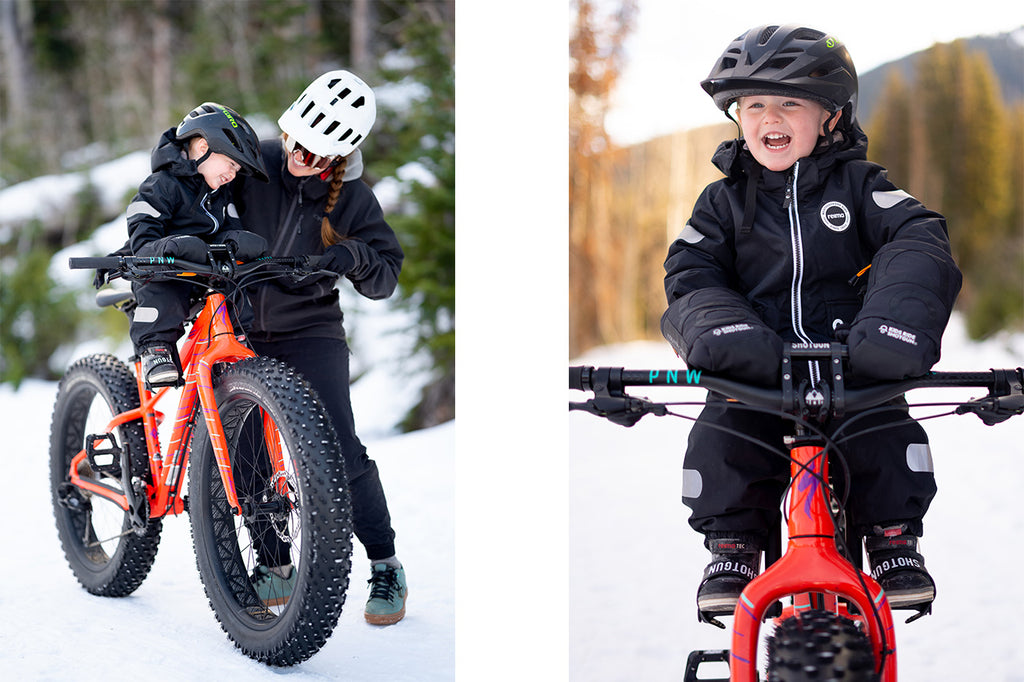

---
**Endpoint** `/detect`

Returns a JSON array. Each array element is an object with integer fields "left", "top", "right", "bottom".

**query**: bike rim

[{"left": 207, "top": 397, "right": 306, "bottom": 624}]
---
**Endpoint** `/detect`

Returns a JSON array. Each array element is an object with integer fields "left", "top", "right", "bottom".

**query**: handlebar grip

[
  {"left": 69, "top": 256, "right": 122, "bottom": 270},
  {"left": 569, "top": 366, "right": 590, "bottom": 391}
]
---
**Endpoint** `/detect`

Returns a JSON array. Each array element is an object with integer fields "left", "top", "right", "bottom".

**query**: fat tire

[
  {"left": 766, "top": 609, "right": 878, "bottom": 681},
  {"left": 188, "top": 357, "right": 352, "bottom": 666},
  {"left": 49, "top": 353, "right": 162, "bottom": 596}
]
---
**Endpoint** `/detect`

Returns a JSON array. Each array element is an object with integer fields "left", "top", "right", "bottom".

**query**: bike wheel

[
  {"left": 188, "top": 357, "right": 352, "bottom": 666},
  {"left": 766, "top": 609, "right": 878, "bottom": 681},
  {"left": 49, "top": 353, "right": 162, "bottom": 596}
]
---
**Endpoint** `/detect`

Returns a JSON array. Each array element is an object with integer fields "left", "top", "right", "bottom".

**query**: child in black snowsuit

[
  {"left": 660, "top": 25, "right": 962, "bottom": 621},
  {"left": 125, "top": 102, "right": 268, "bottom": 388}
]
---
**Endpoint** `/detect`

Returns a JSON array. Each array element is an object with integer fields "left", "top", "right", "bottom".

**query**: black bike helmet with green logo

[
  {"left": 176, "top": 102, "right": 269, "bottom": 182},
  {"left": 701, "top": 25, "right": 858, "bottom": 130}
]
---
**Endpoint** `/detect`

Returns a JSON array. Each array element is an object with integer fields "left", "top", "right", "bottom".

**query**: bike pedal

[
  {"left": 903, "top": 602, "right": 933, "bottom": 624},
  {"left": 684, "top": 649, "right": 730, "bottom": 682},
  {"left": 697, "top": 606, "right": 728, "bottom": 630},
  {"left": 56, "top": 482, "right": 91, "bottom": 512},
  {"left": 85, "top": 433, "right": 123, "bottom": 478}
]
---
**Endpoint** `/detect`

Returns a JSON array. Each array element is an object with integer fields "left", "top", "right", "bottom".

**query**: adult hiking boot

[
  {"left": 140, "top": 343, "right": 180, "bottom": 389},
  {"left": 365, "top": 562, "right": 407, "bottom": 625},
  {"left": 253, "top": 564, "right": 296, "bottom": 607},
  {"left": 696, "top": 534, "right": 762, "bottom": 624},
  {"left": 865, "top": 523, "right": 936, "bottom": 618}
]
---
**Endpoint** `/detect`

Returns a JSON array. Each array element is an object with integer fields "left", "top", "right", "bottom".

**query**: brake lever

[
  {"left": 955, "top": 368, "right": 1024, "bottom": 425},
  {"left": 569, "top": 396, "right": 667, "bottom": 427},
  {"left": 955, "top": 394, "right": 1024, "bottom": 425}
]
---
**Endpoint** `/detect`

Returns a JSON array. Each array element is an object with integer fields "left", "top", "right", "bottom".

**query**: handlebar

[
  {"left": 570, "top": 343, "right": 1024, "bottom": 427},
  {"left": 69, "top": 251, "right": 334, "bottom": 287}
]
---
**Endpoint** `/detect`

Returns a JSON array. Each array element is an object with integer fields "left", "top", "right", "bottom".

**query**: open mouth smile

[{"left": 763, "top": 133, "right": 791, "bottom": 150}]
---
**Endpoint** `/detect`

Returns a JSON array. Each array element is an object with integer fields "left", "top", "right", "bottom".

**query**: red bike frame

[
  {"left": 67, "top": 291, "right": 275, "bottom": 519},
  {"left": 728, "top": 441, "right": 897, "bottom": 680},
  {"left": 572, "top": 359, "right": 1023, "bottom": 682}
]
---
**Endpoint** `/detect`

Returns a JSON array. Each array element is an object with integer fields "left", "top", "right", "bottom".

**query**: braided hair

[{"left": 320, "top": 156, "right": 348, "bottom": 247}]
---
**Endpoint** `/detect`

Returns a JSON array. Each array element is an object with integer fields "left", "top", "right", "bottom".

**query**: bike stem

[{"left": 728, "top": 442, "right": 898, "bottom": 681}]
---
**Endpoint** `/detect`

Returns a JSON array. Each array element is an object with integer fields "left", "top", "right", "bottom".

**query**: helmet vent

[
  {"left": 223, "top": 129, "right": 243, "bottom": 153},
  {"left": 352, "top": 95, "right": 367, "bottom": 109},
  {"left": 758, "top": 26, "right": 779, "bottom": 45},
  {"left": 793, "top": 28, "right": 825, "bottom": 41},
  {"left": 767, "top": 57, "right": 796, "bottom": 70}
]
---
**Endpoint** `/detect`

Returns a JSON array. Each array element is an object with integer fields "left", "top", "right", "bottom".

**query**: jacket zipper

[
  {"left": 256, "top": 179, "right": 309, "bottom": 333},
  {"left": 785, "top": 162, "right": 821, "bottom": 385},
  {"left": 201, "top": 191, "right": 220, "bottom": 234}
]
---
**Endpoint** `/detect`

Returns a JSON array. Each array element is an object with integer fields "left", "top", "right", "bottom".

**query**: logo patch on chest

[{"left": 819, "top": 201, "right": 851, "bottom": 232}]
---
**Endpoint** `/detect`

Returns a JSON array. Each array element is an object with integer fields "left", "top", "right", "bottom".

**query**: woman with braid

[{"left": 232, "top": 70, "right": 407, "bottom": 624}]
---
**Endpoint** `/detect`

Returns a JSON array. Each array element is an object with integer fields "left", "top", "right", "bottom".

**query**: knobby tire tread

[
  {"left": 766, "top": 609, "right": 878, "bottom": 681},
  {"left": 49, "top": 353, "right": 163, "bottom": 596},
  {"left": 189, "top": 357, "right": 352, "bottom": 666}
]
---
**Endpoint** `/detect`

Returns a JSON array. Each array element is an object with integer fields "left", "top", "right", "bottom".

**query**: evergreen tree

[
  {"left": 866, "top": 69, "right": 913, "bottom": 188},
  {"left": 868, "top": 40, "right": 1019, "bottom": 338},
  {"left": 0, "top": 243, "right": 82, "bottom": 386},
  {"left": 371, "top": 3, "right": 455, "bottom": 429}
]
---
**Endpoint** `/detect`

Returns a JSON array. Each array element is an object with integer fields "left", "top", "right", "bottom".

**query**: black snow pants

[
  {"left": 681, "top": 393, "right": 937, "bottom": 541},
  {"left": 246, "top": 335, "right": 397, "bottom": 563}
]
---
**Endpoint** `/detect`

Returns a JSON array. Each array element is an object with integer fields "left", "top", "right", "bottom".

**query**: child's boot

[
  {"left": 140, "top": 342, "right": 181, "bottom": 389},
  {"left": 696, "top": 533, "right": 762, "bottom": 621},
  {"left": 865, "top": 523, "right": 935, "bottom": 616}
]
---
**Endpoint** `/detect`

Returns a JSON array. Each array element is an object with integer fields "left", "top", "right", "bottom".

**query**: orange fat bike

[
  {"left": 570, "top": 342, "right": 1023, "bottom": 681},
  {"left": 51, "top": 244, "right": 351, "bottom": 666}
]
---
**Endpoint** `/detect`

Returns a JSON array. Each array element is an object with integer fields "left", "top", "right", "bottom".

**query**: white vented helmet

[{"left": 277, "top": 70, "right": 377, "bottom": 157}]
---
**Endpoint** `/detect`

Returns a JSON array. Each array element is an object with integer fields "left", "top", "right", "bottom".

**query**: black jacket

[
  {"left": 233, "top": 140, "right": 404, "bottom": 342},
  {"left": 127, "top": 128, "right": 242, "bottom": 253},
  {"left": 662, "top": 124, "right": 962, "bottom": 385}
]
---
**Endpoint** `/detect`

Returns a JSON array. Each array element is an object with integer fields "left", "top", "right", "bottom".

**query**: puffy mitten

[
  {"left": 847, "top": 241, "right": 961, "bottom": 382},
  {"left": 219, "top": 230, "right": 268, "bottom": 261},
  {"left": 661, "top": 287, "right": 784, "bottom": 386},
  {"left": 137, "top": 234, "right": 209, "bottom": 262}
]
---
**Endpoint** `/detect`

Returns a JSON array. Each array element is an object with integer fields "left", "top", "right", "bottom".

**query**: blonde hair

[{"left": 320, "top": 157, "right": 348, "bottom": 247}]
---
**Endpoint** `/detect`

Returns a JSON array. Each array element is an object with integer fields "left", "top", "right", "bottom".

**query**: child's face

[
  {"left": 189, "top": 139, "right": 241, "bottom": 190},
  {"left": 735, "top": 95, "right": 833, "bottom": 172},
  {"left": 196, "top": 152, "right": 241, "bottom": 190}
]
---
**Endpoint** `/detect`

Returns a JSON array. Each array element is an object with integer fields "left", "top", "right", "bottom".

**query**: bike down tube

[
  {"left": 191, "top": 293, "right": 258, "bottom": 514},
  {"left": 146, "top": 321, "right": 210, "bottom": 518},
  {"left": 728, "top": 444, "right": 898, "bottom": 681}
]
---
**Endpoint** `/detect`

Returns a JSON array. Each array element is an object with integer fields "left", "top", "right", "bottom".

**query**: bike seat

[{"left": 95, "top": 287, "right": 135, "bottom": 310}]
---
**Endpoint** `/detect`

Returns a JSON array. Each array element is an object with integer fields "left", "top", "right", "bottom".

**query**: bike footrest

[{"left": 684, "top": 649, "right": 730, "bottom": 682}]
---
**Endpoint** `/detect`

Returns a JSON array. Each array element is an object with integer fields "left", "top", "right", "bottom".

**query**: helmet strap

[
  {"left": 193, "top": 147, "right": 213, "bottom": 168},
  {"left": 724, "top": 107, "right": 742, "bottom": 138}
]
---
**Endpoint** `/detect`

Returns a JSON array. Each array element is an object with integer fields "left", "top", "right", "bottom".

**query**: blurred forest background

[
  {"left": 569, "top": 0, "right": 1024, "bottom": 358},
  {"left": 0, "top": 0, "right": 454, "bottom": 429}
]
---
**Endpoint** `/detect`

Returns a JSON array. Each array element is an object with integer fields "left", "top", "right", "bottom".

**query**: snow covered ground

[
  {"left": 569, "top": 315, "right": 1024, "bottom": 681},
  {"left": 3, "top": 377, "right": 453, "bottom": 681}
]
